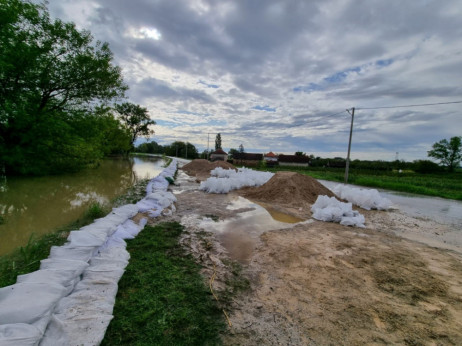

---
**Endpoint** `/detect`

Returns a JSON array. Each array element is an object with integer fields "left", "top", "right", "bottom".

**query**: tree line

[
  {"left": 136, "top": 141, "right": 200, "bottom": 159},
  {"left": 0, "top": 0, "right": 155, "bottom": 176}
]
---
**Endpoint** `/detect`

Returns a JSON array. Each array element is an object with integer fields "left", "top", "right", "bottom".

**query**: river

[{"left": 0, "top": 155, "right": 165, "bottom": 256}]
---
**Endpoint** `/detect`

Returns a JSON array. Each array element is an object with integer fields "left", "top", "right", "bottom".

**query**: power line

[{"left": 356, "top": 100, "right": 462, "bottom": 110}]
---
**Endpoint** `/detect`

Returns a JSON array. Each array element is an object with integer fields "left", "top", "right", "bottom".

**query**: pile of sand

[
  {"left": 241, "top": 171, "right": 336, "bottom": 208},
  {"left": 181, "top": 159, "right": 236, "bottom": 181}
]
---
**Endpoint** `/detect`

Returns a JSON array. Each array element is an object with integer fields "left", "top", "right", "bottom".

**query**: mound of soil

[
  {"left": 241, "top": 171, "right": 336, "bottom": 208},
  {"left": 181, "top": 159, "right": 236, "bottom": 181}
]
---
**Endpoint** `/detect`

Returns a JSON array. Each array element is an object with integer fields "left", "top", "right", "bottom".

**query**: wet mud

[{"left": 161, "top": 167, "right": 462, "bottom": 345}]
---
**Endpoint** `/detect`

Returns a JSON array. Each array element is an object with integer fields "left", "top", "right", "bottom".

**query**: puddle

[
  {"left": 254, "top": 201, "right": 304, "bottom": 223},
  {"left": 172, "top": 171, "right": 200, "bottom": 194},
  {"left": 201, "top": 197, "right": 307, "bottom": 264},
  {"left": 218, "top": 229, "right": 255, "bottom": 264}
]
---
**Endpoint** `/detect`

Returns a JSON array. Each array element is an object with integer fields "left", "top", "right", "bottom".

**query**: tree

[
  {"left": 295, "top": 151, "right": 305, "bottom": 156},
  {"left": 114, "top": 103, "right": 155, "bottom": 144},
  {"left": 428, "top": 136, "right": 462, "bottom": 172},
  {"left": 163, "top": 141, "right": 198, "bottom": 159},
  {"left": 0, "top": 0, "right": 128, "bottom": 175},
  {"left": 239, "top": 144, "right": 245, "bottom": 153},
  {"left": 136, "top": 141, "right": 164, "bottom": 154},
  {"left": 228, "top": 148, "right": 239, "bottom": 158},
  {"left": 215, "top": 133, "right": 222, "bottom": 150},
  {"left": 413, "top": 160, "right": 442, "bottom": 174}
]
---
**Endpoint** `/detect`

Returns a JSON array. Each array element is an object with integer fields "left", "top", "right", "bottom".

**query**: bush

[
  {"left": 412, "top": 160, "right": 442, "bottom": 174},
  {"left": 85, "top": 202, "right": 107, "bottom": 219}
]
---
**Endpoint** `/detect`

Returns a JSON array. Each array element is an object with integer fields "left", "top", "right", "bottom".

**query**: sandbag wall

[{"left": 0, "top": 160, "right": 178, "bottom": 346}]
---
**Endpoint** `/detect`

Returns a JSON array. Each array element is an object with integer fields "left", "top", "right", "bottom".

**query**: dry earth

[{"left": 160, "top": 164, "right": 462, "bottom": 345}]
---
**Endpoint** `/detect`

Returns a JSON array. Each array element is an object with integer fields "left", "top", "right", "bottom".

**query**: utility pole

[
  {"left": 344, "top": 107, "right": 355, "bottom": 184},
  {"left": 185, "top": 141, "right": 188, "bottom": 159},
  {"left": 207, "top": 133, "right": 212, "bottom": 160}
]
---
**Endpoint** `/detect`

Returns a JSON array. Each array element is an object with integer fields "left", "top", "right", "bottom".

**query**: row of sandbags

[{"left": 0, "top": 160, "right": 178, "bottom": 346}]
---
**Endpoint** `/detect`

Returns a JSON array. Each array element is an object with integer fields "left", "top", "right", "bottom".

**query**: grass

[
  {"left": 102, "top": 222, "right": 226, "bottom": 346},
  {"left": 85, "top": 201, "right": 108, "bottom": 219},
  {"left": 261, "top": 166, "right": 462, "bottom": 200},
  {"left": 1, "top": 223, "right": 72, "bottom": 288}
]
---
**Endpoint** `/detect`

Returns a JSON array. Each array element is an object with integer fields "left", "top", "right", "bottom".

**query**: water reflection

[
  {"left": 0, "top": 156, "right": 165, "bottom": 255},
  {"left": 204, "top": 197, "right": 305, "bottom": 264}
]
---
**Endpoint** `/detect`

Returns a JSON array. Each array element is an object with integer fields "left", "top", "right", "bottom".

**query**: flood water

[
  {"left": 0, "top": 156, "right": 165, "bottom": 256},
  {"left": 200, "top": 196, "right": 307, "bottom": 264}
]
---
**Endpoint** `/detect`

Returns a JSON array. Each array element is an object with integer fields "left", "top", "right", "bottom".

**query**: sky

[{"left": 45, "top": 0, "right": 462, "bottom": 161}]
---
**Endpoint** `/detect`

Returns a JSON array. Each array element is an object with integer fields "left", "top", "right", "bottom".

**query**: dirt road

[{"left": 164, "top": 169, "right": 462, "bottom": 345}]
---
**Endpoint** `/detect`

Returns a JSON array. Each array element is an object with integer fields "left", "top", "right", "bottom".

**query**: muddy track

[{"left": 161, "top": 169, "right": 462, "bottom": 345}]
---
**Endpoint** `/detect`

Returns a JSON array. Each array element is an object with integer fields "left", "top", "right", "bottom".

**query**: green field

[
  {"left": 262, "top": 166, "right": 462, "bottom": 201},
  {"left": 102, "top": 222, "right": 225, "bottom": 345}
]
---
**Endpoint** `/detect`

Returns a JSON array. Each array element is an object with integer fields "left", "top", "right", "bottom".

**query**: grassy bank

[
  {"left": 261, "top": 166, "right": 462, "bottom": 200},
  {"left": 102, "top": 222, "right": 226, "bottom": 345},
  {"left": 0, "top": 178, "right": 151, "bottom": 288}
]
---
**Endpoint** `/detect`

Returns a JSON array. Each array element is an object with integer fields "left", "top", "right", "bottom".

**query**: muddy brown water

[
  {"left": 0, "top": 156, "right": 165, "bottom": 256},
  {"left": 200, "top": 196, "right": 308, "bottom": 264}
]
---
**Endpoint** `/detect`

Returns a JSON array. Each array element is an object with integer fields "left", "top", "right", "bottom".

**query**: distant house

[
  {"left": 278, "top": 154, "right": 311, "bottom": 167},
  {"left": 263, "top": 152, "right": 278, "bottom": 162},
  {"left": 232, "top": 152, "right": 263, "bottom": 166},
  {"left": 210, "top": 149, "right": 228, "bottom": 161}
]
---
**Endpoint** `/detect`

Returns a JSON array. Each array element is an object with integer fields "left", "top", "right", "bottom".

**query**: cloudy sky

[{"left": 46, "top": 0, "right": 462, "bottom": 161}]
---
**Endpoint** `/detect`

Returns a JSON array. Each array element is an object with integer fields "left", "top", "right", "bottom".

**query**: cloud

[
  {"left": 45, "top": 0, "right": 462, "bottom": 160},
  {"left": 129, "top": 78, "right": 216, "bottom": 104},
  {"left": 252, "top": 105, "right": 276, "bottom": 112},
  {"left": 198, "top": 80, "right": 220, "bottom": 89}
]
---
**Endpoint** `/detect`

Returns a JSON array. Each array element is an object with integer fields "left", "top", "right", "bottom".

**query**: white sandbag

[
  {"left": 147, "top": 176, "right": 169, "bottom": 194},
  {"left": 48, "top": 245, "right": 95, "bottom": 262},
  {"left": 92, "top": 246, "right": 130, "bottom": 264},
  {"left": 148, "top": 209, "right": 162, "bottom": 218},
  {"left": 0, "top": 323, "right": 42, "bottom": 346},
  {"left": 78, "top": 218, "right": 118, "bottom": 237},
  {"left": 82, "top": 267, "right": 125, "bottom": 282},
  {"left": 112, "top": 219, "right": 147, "bottom": 240},
  {"left": 145, "top": 191, "right": 177, "bottom": 208},
  {"left": 200, "top": 167, "right": 274, "bottom": 194},
  {"left": 68, "top": 280, "right": 119, "bottom": 303},
  {"left": 100, "top": 236, "right": 127, "bottom": 249},
  {"left": 39, "top": 258, "right": 89, "bottom": 277},
  {"left": 67, "top": 229, "right": 107, "bottom": 247},
  {"left": 0, "top": 283, "right": 67, "bottom": 325},
  {"left": 16, "top": 269, "right": 78, "bottom": 296},
  {"left": 332, "top": 184, "right": 392, "bottom": 210},
  {"left": 110, "top": 204, "right": 139, "bottom": 218},
  {"left": 40, "top": 313, "right": 113, "bottom": 346},
  {"left": 111, "top": 224, "right": 135, "bottom": 240},
  {"left": 311, "top": 195, "right": 365, "bottom": 228},
  {"left": 136, "top": 198, "right": 161, "bottom": 212}
]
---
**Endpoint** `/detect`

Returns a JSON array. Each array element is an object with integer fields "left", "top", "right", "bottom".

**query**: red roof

[
  {"left": 264, "top": 151, "right": 277, "bottom": 157},
  {"left": 212, "top": 149, "right": 227, "bottom": 155}
]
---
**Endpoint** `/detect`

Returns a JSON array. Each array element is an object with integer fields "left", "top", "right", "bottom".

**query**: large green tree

[
  {"left": 0, "top": 0, "right": 127, "bottom": 175},
  {"left": 114, "top": 103, "right": 156, "bottom": 145},
  {"left": 428, "top": 136, "right": 462, "bottom": 172}
]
